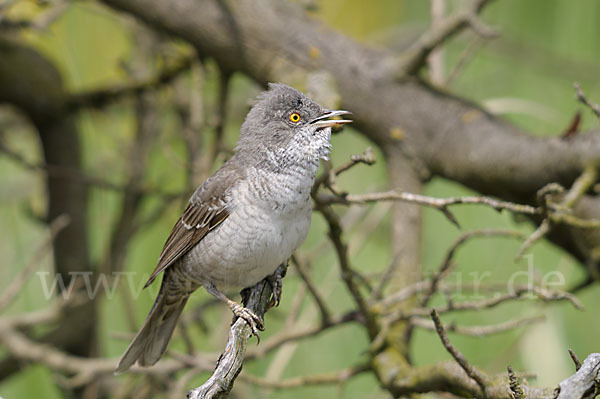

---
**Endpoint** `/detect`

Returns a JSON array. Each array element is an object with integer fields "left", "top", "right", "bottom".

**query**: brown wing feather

[{"left": 144, "top": 200, "right": 229, "bottom": 287}]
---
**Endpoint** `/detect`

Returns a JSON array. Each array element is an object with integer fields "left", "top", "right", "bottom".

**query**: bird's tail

[{"left": 115, "top": 271, "right": 190, "bottom": 374}]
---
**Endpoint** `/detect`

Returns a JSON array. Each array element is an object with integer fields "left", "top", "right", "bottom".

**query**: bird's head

[{"left": 238, "top": 83, "right": 351, "bottom": 164}]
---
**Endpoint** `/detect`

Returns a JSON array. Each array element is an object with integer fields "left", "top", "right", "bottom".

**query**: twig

[
  {"left": 312, "top": 147, "right": 376, "bottom": 194},
  {"left": 412, "top": 314, "right": 544, "bottom": 337},
  {"left": 315, "top": 204, "right": 379, "bottom": 339},
  {"left": 514, "top": 219, "right": 551, "bottom": 260},
  {"left": 66, "top": 53, "right": 196, "bottom": 112},
  {"left": 383, "top": 285, "right": 582, "bottom": 323},
  {"left": 574, "top": 82, "right": 600, "bottom": 120},
  {"left": 0, "top": 308, "right": 214, "bottom": 387},
  {"left": 563, "top": 164, "right": 598, "bottom": 208},
  {"left": 444, "top": 37, "right": 486, "bottom": 86},
  {"left": 315, "top": 190, "right": 537, "bottom": 228},
  {"left": 569, "top": 349, "right": 582, "bottom": 371},
  {"left": 396, "top": 0, "right": 498, "bottom": 76},
  {"left": 422, "top": 228, "right": 525, "bottom": 307},
  {"left": 291, "top": 255, "right": 332, "bottom": 325},
  {"left": 0, "top": 214, "right": 70, "bottom": 311},
  {"left": 238, "top": 363, "right": 370, "bottom": 389},
  {"left": 0, "top": 140, "right": 179, "bottom": 198},
  {"left": 430, "top": 309, "right": 489, "bottom": 397},
  {"left": 507, "top": 366, "right": 525, "bottom": 399},
  {"left": 517, "top": 165, "right": 599, "bottom": 259}
]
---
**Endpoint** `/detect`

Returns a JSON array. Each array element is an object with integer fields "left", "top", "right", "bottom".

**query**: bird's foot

[
  {"left": 267, "top": 263, "right": 287, "bottom": 308},
  {"left": 230, "top": 301, "right": 264, "bottom": 339}
]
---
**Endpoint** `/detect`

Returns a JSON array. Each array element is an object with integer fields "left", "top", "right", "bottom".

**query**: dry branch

[
  {"left": 187, "top": 264, "right": 285, "bottom": 399},
  {"left": 430, "top": 309, "right": 489, "bottom": 396}
]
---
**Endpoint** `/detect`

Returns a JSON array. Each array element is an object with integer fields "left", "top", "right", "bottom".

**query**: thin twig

[
  {"left": 422, "top": 228, "right": 525, "bottom": 307},
  {"left": 574, "top": 82, "right": 600, "bottom": 120},
  {"left": 238, "top": 363, "right": 370, "bottom": 389},
  {"left": 383, "top": 285, "right": 582, "bottom": 323},
  {"left": 430, "top": 309, "right": 489, "bottom": 397},
  {"left": 0, "top": 140, "right": 179, "bottom": 198},
  {"left": 316, "top": 190, "right": 537, "bottom": 228},
  {"left": 412, "top": 314, "right": 544, "bottom": 337},
  {"left": 396, "top": 0, "right": 498, "bottom": 76},
  {"left": 514, "top": 218, "right": 551, "bottom": 260},
  {"left": 67, "top": 53, "right": 196, "bottom": 112},
  {"left": 312, "top": 147, "right": 376, "bottom": 194},
  {"left": 315, "top": 204, "right": 379, "bottom": 339},
  {"left": 517, "top": 164, "right": 599, "bottom": 259},
  {"left": 291, "top": 255, "right": 332, "bottom": 325},
  {"left": 0, "top": 214, "right": 70, "bottom": 311},
  {"left": 569, "top": 349, "right": 582, "bottom": 371}
]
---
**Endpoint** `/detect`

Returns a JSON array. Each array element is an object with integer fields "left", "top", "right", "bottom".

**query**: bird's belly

[{"left": 181, "top": 201, "right": 311, "bottom": 289}]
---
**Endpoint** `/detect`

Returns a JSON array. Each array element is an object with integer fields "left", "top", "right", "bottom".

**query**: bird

[{"left": 115, "top": 83, "right": 351, "bottom": 373}]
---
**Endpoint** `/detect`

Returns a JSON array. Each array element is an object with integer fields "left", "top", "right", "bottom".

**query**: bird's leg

[
  {"left": 203, "top": 282, "right": 264, "bottom": 337},
  {"left": 266, "top": 262, "right": 287, "bottom": 308}
]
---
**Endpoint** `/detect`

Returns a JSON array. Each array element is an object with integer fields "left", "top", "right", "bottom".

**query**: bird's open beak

[{"left": 310, "top": 110, "right": 352, "bottom": 128}]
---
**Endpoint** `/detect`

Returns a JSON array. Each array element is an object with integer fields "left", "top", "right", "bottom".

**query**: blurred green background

[{"left": 1, "top": 0, "right": 599, "bottom": 398}]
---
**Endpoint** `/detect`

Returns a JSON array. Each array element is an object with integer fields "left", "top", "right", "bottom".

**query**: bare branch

[
  {"left": 66, "top": 53, "right": 196, "bottom": 112},
  {"left": 569, "top": 349, "right": 583, "bottom": 372},
  {"left": 291, "top": 254, "right": 332, "bottom": 325},
  {"left": 556, "top": 353, "right": 600, "bottom": 399},
  {"left": 422, "top": 228, "right": 525, "bottom": 307},
  {"left": 239, "top": 363, "right": 370, "bottom": 389},
  {"left": 313, "top": 147, "right": 376, "bottom": 194},
  {"left": 430, "top": 309, "right": 489, "bottom": 396},
  {"left": 0, "top": 215, "right": 70, "bottom": 311},
  {"left": 396, "top": 0, "right": 498, "bottom": 76},
  {"left": 514, "top": 218, "right": 551, "bottom": 260},
  {"left": 187, "top": 264, "right": 285, "bottom": 399},
  {"left": 517, "top": 164, "right": 599, "bottom": 259},
  {"left": 574, "top": 82, "right": 600, "bottom": 120},
  {"left": 314, "top": 204, "right": 379, "bottom": 339},
  {"left": 412, "top": 314, "right": 545, "bottom": 337}
]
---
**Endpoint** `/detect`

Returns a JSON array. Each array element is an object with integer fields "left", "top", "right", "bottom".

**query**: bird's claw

[
  {"left": 230, "top": 302, "right": 264, "bottom": 340},
  {"left": 267, "top": 265, "right": 286, "bottom": 308}
]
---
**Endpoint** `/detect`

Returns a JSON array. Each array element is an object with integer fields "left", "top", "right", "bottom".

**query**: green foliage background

[{"left": 1, "top": 0, "right": 599, "bottom": 398}]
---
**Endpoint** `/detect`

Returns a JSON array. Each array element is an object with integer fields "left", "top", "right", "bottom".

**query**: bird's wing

[{"left": 144, "top": 166, "right": 239, "bottom": 288}]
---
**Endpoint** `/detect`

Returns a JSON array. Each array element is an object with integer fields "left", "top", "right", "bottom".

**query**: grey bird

[{"left": 115, "top": 83, "right": 351, "bottom": 373}]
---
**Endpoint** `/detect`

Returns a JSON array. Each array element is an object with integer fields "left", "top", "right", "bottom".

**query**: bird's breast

[{"left": 181, "top": 167, "right": 315, "bottom": 289}]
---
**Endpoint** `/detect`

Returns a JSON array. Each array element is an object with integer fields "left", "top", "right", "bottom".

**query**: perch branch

[{"left": 187, "top": 264, "right": 285, "bottom": 399}]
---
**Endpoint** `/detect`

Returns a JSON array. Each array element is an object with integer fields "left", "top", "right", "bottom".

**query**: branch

[
  {"left": 316, "top": 189, "right": 538, "bottom": 228},
  {"left": 430, "top": 309, "right": 489, "bottom": 396},
  {"left": 396, "top": 0, "right": 498, "bottom": 76},
  {"left": 66, "top": 53, "right": 195, "bottom": 113},
  {"left": 574, "top": 82, "right": 600, "bottom": 120},
  {"left": 187, "top": 264, "right": 285, "bottom": 399},
  {"left": 313, "top": 204, "right": 379, "bottom": 339},
  {"left": 239, "top": 363, "right": 370, "bottom": 389},
  {"left": 556, "top": 353, "right": 600, "bottom": 399},
  {"left": 412, "top": 314, "right": 545, "bottom": 337},
  {"left": 0, "top": 215, "right": 70, "bottom": 311}
]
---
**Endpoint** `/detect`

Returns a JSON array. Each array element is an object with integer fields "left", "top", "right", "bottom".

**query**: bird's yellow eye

[{"left": 289, "top": 112, "right": 301, "bottom": 123}]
